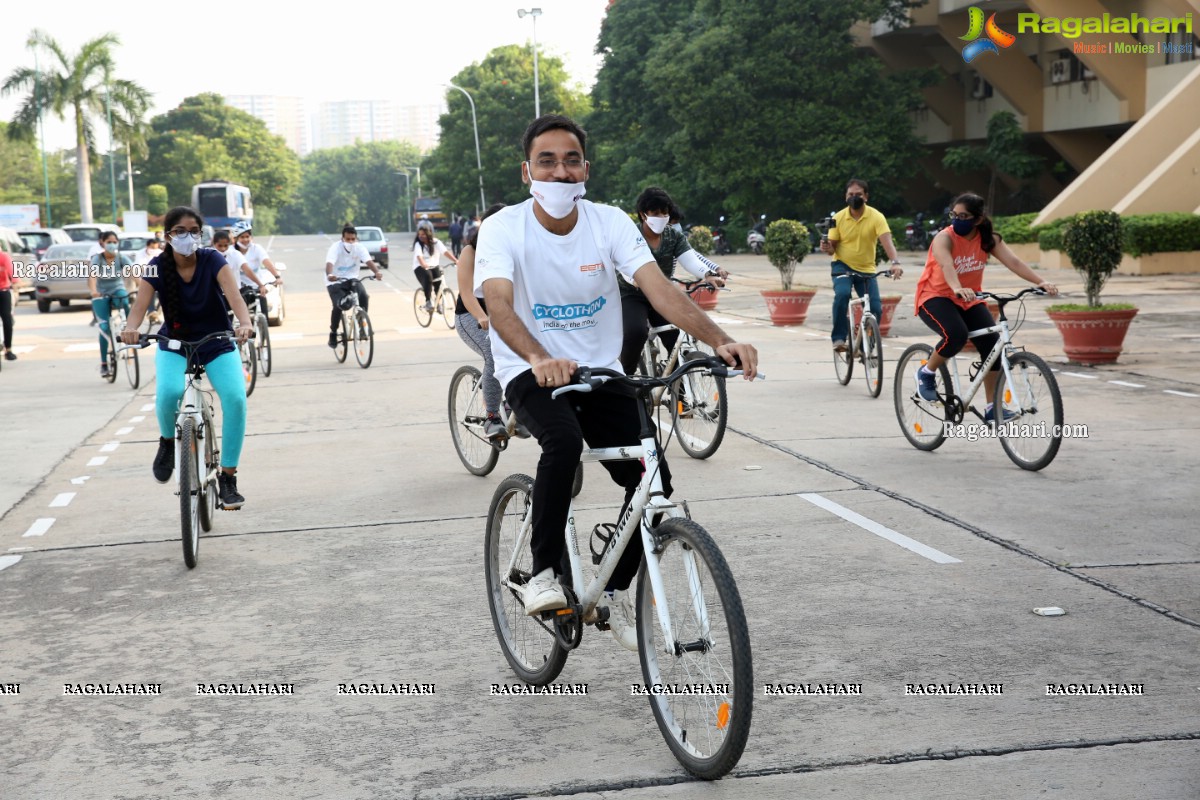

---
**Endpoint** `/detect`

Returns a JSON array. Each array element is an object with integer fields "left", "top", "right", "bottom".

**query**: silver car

[
  {"left": 33, "top": 242, "right": 99, "bottom": 313},
  {"left": 356, "top": 226, "right": 389, "bottom": 268}
]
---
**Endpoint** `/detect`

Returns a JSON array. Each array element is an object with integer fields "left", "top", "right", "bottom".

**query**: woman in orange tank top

[{"left": 912, "top": 193, "right": 1057, "bottom": 423}]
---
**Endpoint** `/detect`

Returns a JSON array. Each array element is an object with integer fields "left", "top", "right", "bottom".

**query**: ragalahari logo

[{"left": 960, "top": 7, "right": 1016, "bottom": 63}]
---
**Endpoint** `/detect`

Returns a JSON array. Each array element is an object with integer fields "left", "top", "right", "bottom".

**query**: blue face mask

[
  {"left": 952, "top": 218, "right": 977, "bottom": 236},
  {"left": 104, "top": 242, "right": 119, "bottom": 254}
]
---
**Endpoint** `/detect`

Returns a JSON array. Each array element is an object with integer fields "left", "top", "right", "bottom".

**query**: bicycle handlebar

[
  {"left": 551, "top": 356, "right": 764, "bottom": 400},
  {"left": 672, "top": 276, "right": 730, "bottom": 294},
  {"left": 976, "top": 287, "right": 1047, "bottom": 303},
  {"left": 121, "top": 330, "right": 252, "bottom": 352}
]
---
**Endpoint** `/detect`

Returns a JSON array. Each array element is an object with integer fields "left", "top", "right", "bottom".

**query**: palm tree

[{"left": 2, "top": 30, "right": 152, "bottom": 223}]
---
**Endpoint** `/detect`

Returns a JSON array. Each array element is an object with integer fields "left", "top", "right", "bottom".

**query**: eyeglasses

[
  {"left": 530, "top": 157, "right": 585, "bottom": 171},
  {"left": 948, "top": 212, "right": 977, "bottom": 221},
  {"left": 169, "top": 226, "right": 202, "bottom": 236}
]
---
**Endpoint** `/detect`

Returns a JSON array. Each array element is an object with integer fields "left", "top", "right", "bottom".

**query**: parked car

[
  {"left": 33, "top": 242, "right": 96, "bottom": 313},
  {"left": 1, "top": 225, "right": 37, "bottom": 301},
  {"left": 62, "top": 222, "right": 122, "bottom": 256},
  {"left": 18, "top": 227, "right": 71, "bottom": 260},
  {"left": 356, "top": 226, "right": 389, "bottom": 268},
  {"left": 118, "top": 231, "right": 158, "bottom": 264}
]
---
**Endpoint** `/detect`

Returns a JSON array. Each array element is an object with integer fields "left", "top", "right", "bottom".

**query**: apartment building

[
  {"left": 311, "top": 101, "right": 443, "bottom": 153},
  {"left": 226, "top": 95, "right": 311, "bottom": 157}
]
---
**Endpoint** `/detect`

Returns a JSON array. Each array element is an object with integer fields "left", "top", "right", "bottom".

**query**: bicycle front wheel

[
  {"left": 997, "top": 351, "right": 1064, "bottom": 471},
  {"left": 833, "top": 332, "right": 854, "bottom": 385},
  {"left": 893, "top": 344, "right": 950, "bottom": 451},
  {"left": 353, "top": 308, "right": 374, "bottom": 368},
  {"left": 256, "top": 315, "right": 272, "bottom": 377},
  {"left": 197, "top": 405, "right": 218, "bottom": 532},
  {"left": 123, "top": 341, "right": 140, "bottom": 389},
  {"left": 448, "top": 365, "right": 500, "bottom": 476},
  {"left": 440, "top": 288, "right": 457, "bottom": 329},
  {"left": 240, "top": 339, "right": 257, "bottom": 397},
  {"left": 413, "top": 289, "right": 433, "bottom": 328},
  {"left": 179, "top": 418, "right": 201, "bottom": 569},
  {"left": 637, "top": 518, "right": 752, "bottom": 780},
  {"left": 335, "top": 314, "right": 349, "bottom": 363},
  {"left": 484, "top": 474, "right": 568, "bottom": 685},
  {"left": 105, "top": 333, "right": 118, "bottom": 384},
  {"left": 672, "top": 343, "right": 727, "bottom": 459},
  {"left": 862, "top": 315, "right": 884, "bottom": 398}
]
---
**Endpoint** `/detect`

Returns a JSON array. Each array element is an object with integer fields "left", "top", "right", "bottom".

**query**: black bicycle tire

[
  {"left": 997, "top": 351, "right": 1064, "bottom": 471},
  {"left": 441, "top": 288, "right": 457, "bottom": 329},
  {"left": 335, "top": 314, "right": 349, "bottom": 362},
  {"left": 354, "top": 308, "right": 374, "bottom": 369},
  {"left": 179, "top": 417, "right": 200, "bottom": 569},
  {"left": 636, "top": 518, "right": 752, "bottom": 779},
  {"left": 256, "top": 315, "right": 272, "bottom": 377},
  {"left": 242, "top": 339, "right": 257, "bottom": 397},
  {"left": 448, "top": 365, "right": 500, "bottom": 476},
  {"left": 863, "top": 315, "right": 884, "bottom": 398},
  {"left": 484, "top": 474, "right": 568, "bottom": 685},
  {"left": 125, "top": 343, "right": 140, "bottom": 389},
  {"left": 893, "top": 343, "right": 949, "bottom": 452},
  {"left": 198, "top": 405, "right": 217, "bottom": 532},
  {"left": 105, "top": 331, "right": 118, "bottom": 384},
  {"left": 571, "top": 462, "right": 583, "bottom": 498},
  {"left": 673, "top": 352, "right": 728, "bottom": 460},
  {"left": 834, "top": 329, "right": 854, "bottom": 385},
  {"left": 414, "top": 289, "right": 433, "bottom": 328}
]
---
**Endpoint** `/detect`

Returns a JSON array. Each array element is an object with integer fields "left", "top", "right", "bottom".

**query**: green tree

[
  {"left": 586, "top": 0, "right": 931, "bottom": 225},
  {"left": 424, "top": 45, "right": 591, "bottom": 215},
  {"left": 142, "top": 93, "right": 300, "bottom": 211},
  {"left": 2, "top": 30, "right": 152, "bottom": 223},
  {"left": 146, "top": 184, "right": 168, "bottom": 216},
  {"left": 942, "top": 111, "right": 1044, "bottom": 213}
]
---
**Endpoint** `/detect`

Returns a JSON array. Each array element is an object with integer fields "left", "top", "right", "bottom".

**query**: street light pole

[
  {"left": 105, "top": 79, "right": 118, "bottom": 224},
  {"left": 517, "top": 8, "right": 543, "bottom": 118},
  {"left": 446, "top": 83, "right": 487, "bottom": 214},
  {"left": 32, "top": 45, "right": 53, "bottom": 226}
]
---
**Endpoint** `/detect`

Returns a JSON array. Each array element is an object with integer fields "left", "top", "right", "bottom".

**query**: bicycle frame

[
  {"left": 943, "top": 314, "right": 1021, "bottom": 420},
  {"left": 174, "top": 356, "right": 214, "bottom": 489},
  {"left": 642, "top": 323, "right": 699, "bottom": 409}
]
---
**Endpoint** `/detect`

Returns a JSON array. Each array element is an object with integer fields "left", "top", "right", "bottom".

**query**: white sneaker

[
  {"left": 601, "top": 589, "right": 638, "bottom": 652},
  {"left": 519, "top": 567, "right": 567, "bottom": 616}
]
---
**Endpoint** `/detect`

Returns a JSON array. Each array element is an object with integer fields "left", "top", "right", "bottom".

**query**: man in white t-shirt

[
  {"left": 475, "top": 114, "right": 758, "bottom": 649},
  {"left": 325, "top": 224, "right": 382, "bottom": 348}
]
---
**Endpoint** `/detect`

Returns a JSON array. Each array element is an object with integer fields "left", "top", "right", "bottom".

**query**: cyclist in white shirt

[
  {"left": 412, "top": 226, "right": 458, "bottom": 312},
  {"left": 325, "top": 224, "right": 382, "bottom": 348},
  {"left": 231, "top": 220, "right": 283, "bottom": 293},
  {"left": 475, "top": 114, "right": 758, "bottom": 650}
]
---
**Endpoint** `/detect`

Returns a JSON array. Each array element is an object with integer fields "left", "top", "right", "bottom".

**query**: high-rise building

[
  {"left": 226, "top": 95, "right": 311, "bottom": 156},
  {"left": 312, "top": 101, "right": 443, "bottom": 153}
]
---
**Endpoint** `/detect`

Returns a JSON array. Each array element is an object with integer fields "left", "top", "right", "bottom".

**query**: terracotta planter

[
  {"left": 691, "top": 284, "right": 720, "bottom": 311},
  {"left": 1046, "top": 307, "right": 1139, "bottom": 365},
  {"left": 853, "top": 295, "right": 903, "bottom": 337},
  {"left": 761, "top": 289, "right": 817, "bottom": 326},
  {"left": 964, "top": 301, "right": 1001, "bottom": 352}
]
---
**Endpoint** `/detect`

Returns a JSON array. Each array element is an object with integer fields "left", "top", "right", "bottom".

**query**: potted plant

[
  {"left": 681, "top": 224, "right": 721, "bottom": 310},
  {"left": 1045, "top": 210, "right": 1138, "bottom": 364},
  {"left": 762, "top": 219, "right": 817, "bottom": 326},
  {"left": 853, "top": 294, "right": 904, "bottom": 337}
]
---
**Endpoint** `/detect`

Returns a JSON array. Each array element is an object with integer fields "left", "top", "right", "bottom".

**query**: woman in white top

[{"left": 412, "top": 226, "right": 458, "bottom": 312}]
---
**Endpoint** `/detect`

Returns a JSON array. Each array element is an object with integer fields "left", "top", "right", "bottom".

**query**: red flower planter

[
  {"left": 852, "top": 295, "right": 903, "bottom": 337},
  {"left": 1046, "top": 307, "right": 1139, "bottom": 365},
  {"left": 761, "top": 289, "right": 817, "bottom": 326},
  {"left": 691, "top": 284, "right": 720, "bottom": 311}
]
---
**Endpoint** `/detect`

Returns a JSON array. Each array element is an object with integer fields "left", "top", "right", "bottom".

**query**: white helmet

[{"left": 231, "top": 220, "right": 253, "bottom": 237}]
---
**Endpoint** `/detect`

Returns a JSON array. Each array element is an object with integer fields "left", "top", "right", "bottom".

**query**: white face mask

[
  {"left": 172, "top": 233, "right": 199, "bottom": 257},
  {"left": 528, "top": 177, "right": 586, "bottom": 219},
  {"left": 644, "top": 215, "right": 669, "bottom": 235}
]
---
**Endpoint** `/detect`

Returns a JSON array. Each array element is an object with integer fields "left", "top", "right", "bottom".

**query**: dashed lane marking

[
  {"left": 115, "top": 427, "right": 134, "bottom": 436},
  {"left": 799, "top": 493, "right": 962, "bottom": 564},
  {"left": 0, "top": 555, "right": 22, "bottom": 572},
  {"left": 1108, "top": 381, "right": 1145, "bottom": 388},
  {"left": 70, "top": 476, "right": 91, "bottom": 486},
  {"left": 130, "top": 415, "right": 146, "bottom": 423},
  {"left": 22, "top": 518, "right": 55, "bottom": 537},
  {"left": 100, "top": 442, "right": 120, "bottom": 453},
  {"left": 87, "top": 457, "right": 108, "bottom": 467},
  {"left": 1164, "top": 390, "right": 1199, "bottom": 398},
  {"left": 49, "top": 493, "right": 76, "bottom": 508},
  {"left": 64, "top": 343, "right": 99, "bottom": 353},
  {"left": 140, "top": 403, "right": 155, "bottom": 412},
  {"left": 1060, "top": 371, "right": 1098, "bottom": 379}
]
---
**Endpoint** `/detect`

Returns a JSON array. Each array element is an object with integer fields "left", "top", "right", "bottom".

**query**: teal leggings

[
  {"left": 155, "top": 348, "right": 247, "bottom": 468},
  {"left": 92, "top": 293, "right": 129, "bottom": 361}
]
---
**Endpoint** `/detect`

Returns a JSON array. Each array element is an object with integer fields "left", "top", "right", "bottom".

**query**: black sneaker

[
  {"left": 152, "top": 437, "right": 174, "bottom": 483},
  {"left": 3, "top": 351, "right": 15, "bottom": 361},
  {"left": 328, "top": 332, "right": 338, "bottom": 349},
  {"left": 217, "top": 472, "right": 244, "bottom": 510},
  {"left": 100, "top": 363, "right": 110, "bottom": 379}
]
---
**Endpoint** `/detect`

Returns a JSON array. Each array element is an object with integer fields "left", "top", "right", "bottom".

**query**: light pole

[
  {"left": 517, "top": 7, "right": 542, "bottom": 118},
  {"left": 395, "top": 170, "right": 411, "bottom": 233},
  {"left": 31, "top": 43, "right": 52, "bottom": 226},
  {"left": 445, "top": 83, "right": 487, "bottom": 214},
  {"left": 105, "top": 79, "right": 118, "bottom": 223}
]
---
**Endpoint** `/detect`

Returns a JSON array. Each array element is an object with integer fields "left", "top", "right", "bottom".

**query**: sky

[{"left": 1, "top": 0, "right": 611, "bottom": 152}]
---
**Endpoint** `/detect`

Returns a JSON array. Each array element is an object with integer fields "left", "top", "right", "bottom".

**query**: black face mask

[{"left": 848, "top": 196, "right": 865, "bottom": 210}]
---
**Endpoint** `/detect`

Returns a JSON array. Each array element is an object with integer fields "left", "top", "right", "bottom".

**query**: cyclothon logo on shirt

[
  {"left": 954, "top": 254, "right": 986, "bottom": 274},
  {"left": 533, "top": 295, "right": 606, "bottom": 332}
]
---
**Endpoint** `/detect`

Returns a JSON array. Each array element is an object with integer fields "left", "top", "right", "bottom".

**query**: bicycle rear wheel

[
  {"left": 997, "top": 351, "right": 1064, "bottom": 471},
  {"left": 104, "top": 332, "right": 118, "bottom": 384},
  {"left": 833, "top": 329, "right": 854, "bottom": 386},
  {"left": 197, "top": 405, "right": 218, "bottom": 532},
  {"left": 123, "top": 341, "right": 140, "bottom": 389},
  {"left": 353, "top": 308, "right": 374, "bottom": 368},
  {"left": 256, "top": 315, "right": 272, "bottom": 377},
  {"left": 240, "top": 338, "right": 257, "bottom": 397},
  {"left": 484, "top": 474, "right": 568, "bottom": 685},
  {"left": 862, "top": 315, "right": 884, "bottom": 398},
  {"left": 637, "top": 518, "right": 752, "bottom": 780},
  {"left": 448, "top": 365, "right": 500, "bottom": 476},
  {"left": 893, "top": 344, "right": 950, "bottom": 451},
  {"left": 413, "top": 289, "right": 433, "bottom": 328},
  {"left": 179, "top": 418, "right": 201, "bottom": 569},
  {"left": 335, "top": 314, "right": 349, "bottom": 363},
  {"left": 440, "top": 288, "right": 457, "bottom": 329},
  {"left": 672, "top": 342, "right": 727, "bottom": 459}
]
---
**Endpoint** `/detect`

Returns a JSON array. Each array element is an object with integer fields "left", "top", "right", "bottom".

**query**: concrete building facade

[
  {"left": 226, "top": 95, "right": 311, "bottom": 157},
  {"left": 311, "top": 101, "right": 443, "bottom": 153}
]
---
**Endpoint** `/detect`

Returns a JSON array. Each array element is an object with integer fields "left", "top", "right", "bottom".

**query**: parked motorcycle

[
  {"left": 713, "top": 215, "right": 732, "bottom": 256},
  {"left": 905, "top": 213, "right": 929, "bottom": 251},
  {"left": 747, "top": 215, "right": 767, "bottom": 254}
]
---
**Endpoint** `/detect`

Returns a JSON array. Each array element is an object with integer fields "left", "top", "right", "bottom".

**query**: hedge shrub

[
  {"left": 1121, "top": 213, "right": 1200, "bottom": 256},
  {"left": 992, "top": 213, "right": 1040, "bottom": 244}
]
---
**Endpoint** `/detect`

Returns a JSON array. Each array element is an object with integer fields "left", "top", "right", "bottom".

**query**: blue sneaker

[
  {"left": 914, "top": 366, "right": 938, "bottom": 402},
  {"left": 985, "top": 403, "right": 1018, "bottom": 426}
]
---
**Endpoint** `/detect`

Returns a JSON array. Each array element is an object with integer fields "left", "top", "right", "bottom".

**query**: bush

[
  {"left": 764, "top": 219, "right": 809, "bottom": 290},
  {"left": 874, "top": 217, "right": 910, "bottom": 264},
  {"left": 688, "top": 225, "right": 714, "bottom": 256},
  {"left": 146, "top": 185, "right": 168, "bottom": 216},
  {"left": 1062, "top": 210, "right": 1123, "bottom": 308},
  {"left": 1121, "top": 213, "right": 1200, "bottom": 256},
  {"left": 1033, "top": 217, "right": 1069, "bottom": 251},
  {"left": 993, "top": 213, "right": 1040, "bottom": 244}
]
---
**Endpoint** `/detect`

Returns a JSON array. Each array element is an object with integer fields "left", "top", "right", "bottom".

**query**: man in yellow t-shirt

[{"left": 819, "top": 178, "right": 903, "bottom": 351}]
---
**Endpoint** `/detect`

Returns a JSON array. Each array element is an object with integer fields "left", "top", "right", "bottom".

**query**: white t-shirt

[
  {"left": 412, "top": 238, "right": 450, "bottom": 270},
  {"left": 227, "top": 248, "right": 255, "bottom": 287},
  {"left": 237, "top": 242, "right": 272, "bottom": 283},
  {"left": 325, "top": 241, "right": 370, "bottom": 280},
  {"left": 474, "top": 199, "right": 652, "bottom": 390}
]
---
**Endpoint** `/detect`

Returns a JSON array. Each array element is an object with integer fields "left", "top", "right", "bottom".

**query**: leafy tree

[
  {"left": 276, "top": 140, "right": 423, "bottom": 234},
  {"left": 942, "top": 111, "right": 1044, "bottom": 213},
  {"left": 2, "top": 30, "right": 151, "bottom": 223},
  {"left": 142, "top": 93, "right": 300, "bottom": 211},
  {"left": 424, "top": 45, "right": 591, "bottom": 215},
  {"left": 0, "top": 123, "right": 82, "bottom": 226},
  {"left": 146, "top": 184, "right": 168, "bottom": 216},
  {"left": 586, "top": 0, "right": 931, "bottom": 225}
]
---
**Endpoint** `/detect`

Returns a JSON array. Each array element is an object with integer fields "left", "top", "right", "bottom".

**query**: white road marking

[
  {"left": 130, "top": 415, "right": 146, "bottom": 423},
  {"left": 798, "top": 493, "right": 962, "bottom": 564},
  {"left": 269, "top": 332, "right": 304, "bottom": 340},
  {"left": 0, "top": 555, "right": 22, "bottom": 572},
  {"left": 11, "top": 345, "right": 35, "bottom": 354},
  {"left": 115, "top": 427, "right": 134, "bottom": 436},
  {"left": 70, "top": 476, "right": 91, "bottom": 486},
  {"left": 49, "top": 493, "right": 76, "bottom": 508},
  {"left": 1061, "top": 371, "right": 1098, "bottom": 380},
  {"left": 87, "top": 456, "right": 108, "bottom": 466},
  {"left": 1164, "top": 390, "right": 1199, "bottom": 398},
  {"left": 1107, "top": 381, "right": 1144, "bottom": 388},
  {"left": 804, "top": 332, "right": 824, "bottom": 338},
  {"left": 100, "top": 442, "right": 120, "bottom": 453},
  {"left": 64, "top": 343, "right": 99, "bottom": 353},
  {"left": 23, "top": 518, "right": 55, "bottom": 537},
  {"left": 140, "top": 403, "right": 155, "bottom": 412}
]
